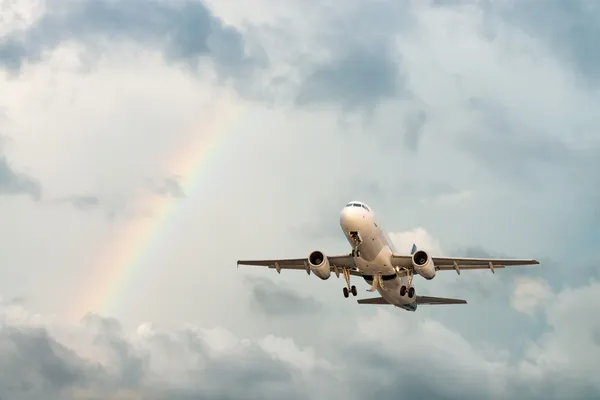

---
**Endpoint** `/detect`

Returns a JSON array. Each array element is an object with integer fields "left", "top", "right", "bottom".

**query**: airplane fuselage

[{"left": 340, "top": 201, "right": 417, "bottom": 311}]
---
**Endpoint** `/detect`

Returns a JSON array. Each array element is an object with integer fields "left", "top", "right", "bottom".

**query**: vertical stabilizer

[{"left": 410, "top": 243, "right": 417, "bottom": 255}]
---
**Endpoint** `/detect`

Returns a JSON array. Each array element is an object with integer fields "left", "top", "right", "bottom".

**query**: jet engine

[
  {"left": 308, "top": 250, "right": 331, "bottom": 280},
  {"left": 412, "top": 250, "right": 436, "bottom": 280}
]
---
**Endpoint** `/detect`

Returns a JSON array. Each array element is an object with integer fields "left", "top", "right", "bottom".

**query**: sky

[{"left": 1, "top": 0, "right": 600, "bottom": 398}]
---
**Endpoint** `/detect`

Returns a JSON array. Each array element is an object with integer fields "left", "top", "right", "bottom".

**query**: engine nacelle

[
  {"left": 308, "top": 250, "right": 331, "bottom": 280},
  {"left": 412, "top": 250, "right": 436, "bottom": 280}
]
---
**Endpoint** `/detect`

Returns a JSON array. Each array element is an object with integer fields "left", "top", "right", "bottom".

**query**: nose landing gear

[{"left": 349, "top": 231, "right": 362, "bottom": 258}]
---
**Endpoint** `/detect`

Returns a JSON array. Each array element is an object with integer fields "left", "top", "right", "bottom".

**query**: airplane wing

[
  {"left": 237, "top": 255, "right": 362, "bottom": 276},
  {"left": 390, "top": 254, "right": 539, "bottom": 275},
  {"left": 357, "top": 296, "right": 467, "bottom": 305}
]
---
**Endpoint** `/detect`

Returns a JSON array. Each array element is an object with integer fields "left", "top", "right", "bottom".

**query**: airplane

[{"left": 237, "top": 201, "right": 540, "bottom": 312}]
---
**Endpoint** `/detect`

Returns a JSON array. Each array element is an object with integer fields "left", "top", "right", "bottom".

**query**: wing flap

[
  {"left": 237, "top": 255, "right": 359, "bottom": 275},
  {"left": 431, "top": 256, "right": 539, "bottom": 267},
  {"left": 390, "top": 254, "right": 540, "bottom": 270}
]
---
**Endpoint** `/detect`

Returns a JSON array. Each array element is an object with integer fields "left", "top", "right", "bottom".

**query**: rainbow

[{"left": 76, "top": 90, "right": 244, "bottom": 319}]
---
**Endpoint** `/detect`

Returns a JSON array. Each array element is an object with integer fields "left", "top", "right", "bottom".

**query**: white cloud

[
  {"left": 1, "top": 281, "right": 598, "bottom": 399},
  {"left": 388, "top": 227, "right": 443, "bottom": 254},
  {"left": 1, "top": 0, "right": 600, "bottom": 398},
  {"left": 512, "top": 277, "right": 554, "bottom": 315}
]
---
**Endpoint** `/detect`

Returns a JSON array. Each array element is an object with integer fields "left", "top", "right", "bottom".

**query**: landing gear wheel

[
  {"left": 400, "top": 285, "right": 407, "bottom": 296},
  {"left": 351, "top": 285, "right": 357, "bottom": 296},
  {"left": 343, "top": 287, "right": 349, "bottom": 298},
  {"left": 408, "top": 287, "right": 415, "bottom": 298}
]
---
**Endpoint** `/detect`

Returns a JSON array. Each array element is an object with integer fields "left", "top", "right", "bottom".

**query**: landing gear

[
  {"left": 341, "top": 268, "right": 357, "bottom": 298},
  {"left": 343, "top": 285, "right": 358, "bottom": 298},
  {"left": 400, "top": 285, "right": 415, "bottom": 298},
  {"left": 349, "top": 231, "right": 362, "bottom": 258}
]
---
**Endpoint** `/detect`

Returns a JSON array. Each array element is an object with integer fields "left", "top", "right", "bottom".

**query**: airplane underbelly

[
  {"left": 376, "top": 277, "right": 415, "bottom": 308},
  {"left": 355, "top": 246, "right": 395, "bottom": 275}
]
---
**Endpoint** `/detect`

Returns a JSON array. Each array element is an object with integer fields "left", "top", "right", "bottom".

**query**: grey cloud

[
  {"left": 0, "top": 155, "right": 41, "bottom": 200},
  {"left": 0, "top": 326, "right": 92, "bottom": 399},
  {"left": 0, "top": 0, "right": 265, "bottom": 79},
  {"left": 150, "top": 177, "right": 185, "bottom": 199},
  {"left": 54, "top": 195, "right": 100, "bottom": 211},
  {"left": 432, "top": 1, "right": 600, "bottom": 85},
  {"left": 296, "top": 44, "right": 404, "bottom": 110},
  {"left": 293, "top": 1, "right": 415, "bottom": 110},
  {"left": 499, "top": 0, "right": 600, "bottom": 85},
  {"left": 249, "top": 276, "right": 321, "bottom": 316},
  {"left": 0, "top": 306, "right": 328, "bottom": 400},
  {"left": 403, "top": 108, "right": 428, "bottom": 152},
  {"left": 0, "top": 290, "right": 600, "bottom": 399}
]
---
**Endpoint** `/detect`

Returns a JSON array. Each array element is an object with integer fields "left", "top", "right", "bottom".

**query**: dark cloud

[
  {"left": 292, "top": 0, "right": 416, "bottom": 110},
  {"left": 249, "top": 277, "right": 321, "bottom": 316},
  {"left": 431, "top": 1, "right": 600, "bottom": 86},
  {"left": 0, "top": 292, "right": 599, "bottom": 399},
  {"left": 0, "top": 0, "right": 265, "bottom": 80},
  {"left": 0, "top": 326, "right": 92, "bottom": 399},
  {"left": 54, "top": 195, "right": 100, "bottom": 211},
  {"left": 0, "top": 155, "right": 41, "bottom": 200},
  {"left": 403, "top": 108, "right": 428, "bottom": 152},
  {"left": 296, "top": 44, "right": 404, "bottom": 110},
  {"left": 0, "top": 307, "right": 328, "bottom": 399},
  {"left": 499, "top": 0, "right": 600, "bottom": 85},
  {"left": 150, "top": 177, "right": 185, "bottom": 199}
]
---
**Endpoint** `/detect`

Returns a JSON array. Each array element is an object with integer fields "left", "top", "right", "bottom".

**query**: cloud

[
  {"left": 403, "top": 108, "right": 428, "bottom": 151},
  {"left": 498, "top": 0, "right": 600, "bottom": 85},
  {"left": 0, "top": 154, "right": 41, "bottom": 200},
  {"left": 296, "top": 44, "right": 404, "bottom": 110},
  {"left": 248, "top": 276, "right": 321, "bottom": 317},
  {"left": 0, "top": 0, "right": 265, "bottom": 79},
  {"left": 54, "top": 195, "right": 100, "bottom": 211},
  {"left": 1, "top": 1, "right": 600, "bottom": 398},
  {"left": 388, "top": 227, "right": 443, "bottom": 254},
  {"left": 0, "top": 286, "right": 599, "bottom": 400},
  {"left": 0, "top": 301, "right": 334, "bottom": 400},
  {"left": 512, "top": 277, "right": 554, "bottom": 316},
  {"left": 148, "top": 176, "right": 185, "bottom": 199}
]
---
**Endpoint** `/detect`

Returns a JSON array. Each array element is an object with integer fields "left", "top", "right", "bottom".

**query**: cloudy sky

[{"left": 1, "top": 0, "right": 600, "bottom": 398}]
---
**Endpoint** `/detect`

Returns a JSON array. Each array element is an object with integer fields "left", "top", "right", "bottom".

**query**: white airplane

[{"left": 238, "top": 201, "right": 540, "bottom": 311}]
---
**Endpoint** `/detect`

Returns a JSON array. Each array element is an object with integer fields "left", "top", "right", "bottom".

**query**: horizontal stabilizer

[
  {"left": 416, "top": 296, "right": 467, "bottom": 305},
  {"left": 357, "top": 296, "right": 467, "bottom": 306},
  {"left": 357, "top": 297, "right": 389, "bottom": 305}
]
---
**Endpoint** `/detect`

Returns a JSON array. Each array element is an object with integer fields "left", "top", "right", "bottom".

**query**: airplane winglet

[{"left": 410, "top": 243, "right": 417, "bottom": 255}]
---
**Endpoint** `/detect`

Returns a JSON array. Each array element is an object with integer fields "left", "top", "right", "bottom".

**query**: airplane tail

[{"left": 410, "top": 243, "right": 417, "bottom": 255}]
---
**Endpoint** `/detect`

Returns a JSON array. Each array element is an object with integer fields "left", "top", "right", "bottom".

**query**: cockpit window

[{"left": 345, "top": 202, "right": 370, "bottom": 211}]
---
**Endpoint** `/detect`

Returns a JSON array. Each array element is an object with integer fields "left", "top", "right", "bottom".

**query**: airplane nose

[{"left": 340, "top": 206, "right": 359, "bottom": 229}]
